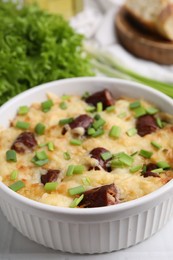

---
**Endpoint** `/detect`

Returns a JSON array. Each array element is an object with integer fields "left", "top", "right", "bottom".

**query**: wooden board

[{"left": 115, "top": 8, "right": 173, "bottom": 65}]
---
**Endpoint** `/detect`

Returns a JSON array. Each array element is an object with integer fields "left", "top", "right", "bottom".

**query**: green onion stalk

[{"left": 85, "top": 45, "right": 173, "bottom": 98}]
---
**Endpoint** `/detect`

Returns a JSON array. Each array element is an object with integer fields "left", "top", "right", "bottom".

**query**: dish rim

[{"left": 0, "top": 76, "right": 173, "bottom": 215}]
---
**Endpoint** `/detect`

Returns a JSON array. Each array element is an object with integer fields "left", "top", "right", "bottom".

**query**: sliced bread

[{"left": 124, "top": 0, "right": 173, "bottom": 41}]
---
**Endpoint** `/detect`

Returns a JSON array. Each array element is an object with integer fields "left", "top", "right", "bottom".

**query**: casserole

[{"left": 0, "top": 77, "right": 173, "bottom": 253}]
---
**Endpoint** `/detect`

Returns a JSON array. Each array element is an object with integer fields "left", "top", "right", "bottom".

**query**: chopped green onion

[
  {"left": 59, "top": 117, "right": 73, "bottom": 126},
  {"left": 36, "top": 151, "right": 48, "bottom": 160},
  {"left": 38, "top": 143, "right": 47, "bottom": 147},
  {"left": 129, "top": 101, "right": 141, "bottom": 109},
  {"left": 156, "top": 118, "right": 163, "bottom": 128},
  {"left": 68, "top": 185, "right": 85, "bottom": 196},
  {"left": 111, "top": 159, "right": 125, "bottom": 168},
  {"left": 151, "top": 141, "right": 162, "bottom": 150},
  {"left": 48, "top": 142, "right": 54, "bottom": 151},
  {"left": 35, "top": 123, "right": 45, "bottom": 135},
  {"left": 41, "top": 99, "right": 54, "bottom": 112},
  {"left": 61, "top": 95, "right": 71, "bottom": 101},
  {"left": 92, "top": 128, "right": 105, "bottom": 137},
  {"left": 66, "top": 165, "right": 75, "bottom": 176},
  {"left": 10, "top": 170, "right": 18, "bottom": 180},
  {"left": 134, "top": 107, "right": 146, "bottom": 118},
  {"left": 142, "top": 165, "right": 147, "bottom": 173},
  {"left": 85, "top": 106, "right": 95, "bottom": 112},
  {"left": 112, "top": 152, "right": 122, "bottom": 159},
  {"left": 93, "top": 118, "right": 106, "bottom": 130},
  {"left": 31, "top": 151, "right": 49, "bottom": 166},
  {"left": 109, "top": 126, "right": 121, "bottom": 139},
  {"left": 139, "top": 149, "right": 153, "bottom": 159},
  {"left": 31, "top": 157, "right": 49, "bottom": 166},
  {"left": 130, "top": 165, "right": 142, "bottom": 173},
  {"left": 70, "top": 194, "right": 84, "bottom": 208},
  {"left": 87, "top": 127, "right": 96, "bottom": 136},
  {"left": 18, "top": 106, "right": 29, "bottom": 115},
  {"left": 126, "top": 128, "right": 137, "bottom": 137},
  {"left": 101, "top": 151, "right": 112, "bottom": 161},
  {"left": 146, "top": 107, "right": 159, "bottom": 115},
  {"left": 118, "top": 152, "right": 134, "bottom": 166},
  {"left": 63, "top": 152, "right": 71, "bottom": 160},
  {"left": 97, "top": 102, "right": 103, "bottom": 112},
  {"left": 151, "top": 168, "right": 163, "bottom": 173},
  {"left": 131, "top": 151, "right": 138, "bottom": 157},
  {"left": 106, "top": 106, "right": 115, "bottom": 112},
  {"left": 82, "top": 177, "right": 91, "bottom": 186},
  {"left": 59, "top": 102, "right": 67, "bottom": 110},
  {"left": 9, "top": 180, "right": 25, "bottom": 192},
  {"left": 66, "top": 165, "right": 85, "bottom": 176},
  {"left": 6, "top": 150, "right": 17, "bottom": 162},
  {"left": 118, "top": 112, "right": 127, "bottom": 118},
  {"left": 82, "top": 92, "right": 90, "bottom": 100},
  {"left": 157, "top": 161, "right": 170, "bottom": 169},
  {"left": 70, "top": 139, "right": 82, "bottom": 146},
  {"left": 86, "top": 47, "right": 173, "bottom": 98},
  {"left": 111, "top": 152, "right": 134, "bottom": 168},
  {"left": 94, "top": 114, "right": 101, "bottom": 120},
  {"left": 73, "top": 165, "right": 85, "bottom": 174},
  {"left": 44, "top": 182, "right": 58, "bottom": 191},
  {"left": 16, "top": 121, "right": 30, "bottom": 130}
]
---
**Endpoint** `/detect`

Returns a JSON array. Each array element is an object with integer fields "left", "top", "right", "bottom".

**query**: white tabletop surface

[{"left": 1, "top": 207, "right": 173, "bottom": 260}]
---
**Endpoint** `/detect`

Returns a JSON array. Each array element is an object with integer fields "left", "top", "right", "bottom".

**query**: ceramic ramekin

[{"left": 0, "top": 77, "right": 173, "bottom": 254}]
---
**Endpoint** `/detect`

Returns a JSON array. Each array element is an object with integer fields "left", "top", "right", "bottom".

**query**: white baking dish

[{"left": 0, "top": 77, "right": 173, "bottom": 254}]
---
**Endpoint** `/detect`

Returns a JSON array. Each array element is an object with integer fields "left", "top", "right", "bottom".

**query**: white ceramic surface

[{"left": 0, "top": 77, "right": 173, "bottom": 254}]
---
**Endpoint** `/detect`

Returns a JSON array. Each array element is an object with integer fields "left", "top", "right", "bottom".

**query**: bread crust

[{"left": 124, "top": 0, "right": 173, "bottom": 41}]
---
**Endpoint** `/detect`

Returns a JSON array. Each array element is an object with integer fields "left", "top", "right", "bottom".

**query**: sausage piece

[
  {"left": 89, "top": 147, "right": 111, "bottom": 172},
  {"left": 136, "top": 115, "right": 157, "bottom": 137},
  {"left": 142, "top": 163, "right": 160, "bottom": 178},
  {"left": 11, "top": 132, "right": 37, "bottom": 153},
  {"left": 78, "top": 184, "right": 119, "bottom": 208},
  {"left": 41, "top": 169, "right": 60, "bottom": 185},
  {"left": 85, "top": 89, "right": 114, "bottom": 109},
  {"left": 69, "top": 114, "right": 93, "bottom": 132},
  {"left": 62, "top": 114, "right": 93, "bottom": 136}
]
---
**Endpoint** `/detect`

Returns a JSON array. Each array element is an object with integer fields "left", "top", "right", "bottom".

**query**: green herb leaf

[{"left": 0, "top": 2, "right": 94, "bottom": 106}]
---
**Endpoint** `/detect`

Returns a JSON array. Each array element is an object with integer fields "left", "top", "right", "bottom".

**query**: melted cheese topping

[{"left": 1, "top": 93, "right": 173, "bottom": 208}]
